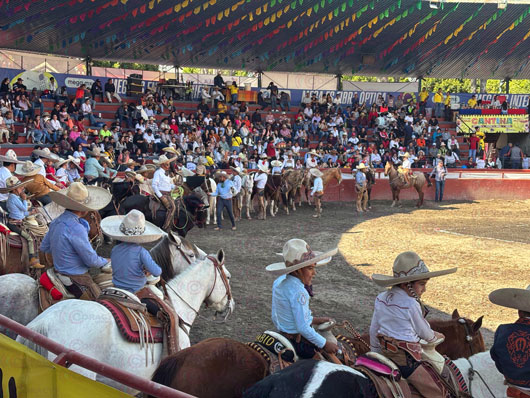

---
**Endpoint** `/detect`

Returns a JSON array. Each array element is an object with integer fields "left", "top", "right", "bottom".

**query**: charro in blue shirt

[
  {"left": 356, "top": 170, "right": 366, "bottom": 186},
  {"left": 110, "top": 242, "right": 162, "bottom": 293},
  {"left": 6, "top": 193, "right": 29, "bottom": 220},
  {"left": 211, "top": 179, "right": 234, "bottom": 200},
  {"left": 40, "top": 210, "right": 108, "bottom": 275},
  {"left": 271, "top": 274, "right": 326, "bottom": 348}
]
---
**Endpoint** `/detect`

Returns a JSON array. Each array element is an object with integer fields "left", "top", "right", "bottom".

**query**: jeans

[
  {"left": 32, "top": 101, "right": 43, "bottom": 116},
  {"left": 468, "top": 149, "right": 477, "bottom": 162},
  {"left": 85, "top": 113, "right": 97, "bottom": 126},
  {"left": 435, "top": 180, "right": 445, "bottom": 201},
  {"left": 231, "top": 93, "right": 238, "bottom": 104},
  {"left": 216, "top": 197, "right": 235, "bottom": 228},
  {"left": 511, "top": 159, "right": 521, "bottom": 169},
  {"left": 271, "top": 96, "right": 278, "bottom": 110},
  {"left": 280, "top": 100, "right": 290, "bottom": 111},
  {"left": 434, "top": 103, "right": 443, "bottom": 118}
]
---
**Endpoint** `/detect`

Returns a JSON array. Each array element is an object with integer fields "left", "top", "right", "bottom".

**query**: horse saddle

[
  {"left": 0, "top": 222, "right": 22, "bottom": 247},
  {"left": 97, "top": 287, "right": 164, "bottom": 344},
  {"left": 354, "top": 352, "right": 412, "bottom": 398},
  {"left": 247, "top": 331, "right": 299, "bottom": 374}
]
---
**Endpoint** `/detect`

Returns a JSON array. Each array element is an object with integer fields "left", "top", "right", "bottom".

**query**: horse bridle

[
  {"left": 465, "top": 356, "right": 497, "bottom": 398},
  {"left": 87, "top": 211, "right": 103, "bottom": 248},
  {"left": 457, "top": 317, "right": 479, "bottom": 356}
]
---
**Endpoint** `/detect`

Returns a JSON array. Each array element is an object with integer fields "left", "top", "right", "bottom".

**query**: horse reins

[{"left": 465, "top": 357, "right": 497, "bottom": 398}]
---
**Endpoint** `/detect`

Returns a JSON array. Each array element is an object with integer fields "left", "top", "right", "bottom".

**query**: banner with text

[{"left": 457, "top": 115, "right": 529, "bottom": 134}]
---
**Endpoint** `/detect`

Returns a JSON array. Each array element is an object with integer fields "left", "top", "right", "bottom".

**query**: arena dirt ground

[{"left": 102, "top": 198, "right": 530, "bottom": 348}]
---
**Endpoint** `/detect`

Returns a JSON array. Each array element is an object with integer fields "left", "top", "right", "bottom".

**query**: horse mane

[
  {"left": 150, "top": 236, "right": 176, "bottom": 281},
  {"left": 151, "top": 354, "right": 182, "bottom": 391}
]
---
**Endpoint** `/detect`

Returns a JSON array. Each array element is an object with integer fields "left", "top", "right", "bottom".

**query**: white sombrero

[
  {"left": 0, "top": 149, "right": 25, "bottom": 164},
  {"left": 178, "top": 167, "right": 195, "bottom": 177},
  {"left": 271, "top": 160, "right": 283, "bottom": 168},
  {"left": 33, "top": 147, "right": 60, "bottom": 160},
  {"left": 371, "top": 251, "right": 457, "bottom": 287},
  {"left": 101, "top": 210, "right": 164, "bottom": 244},
  {"left": 55, "top": 156, "right": 74, "bottom": 168},
  {"left": 153, "top": 155, "right": 176, "bottom": 166},
  {"left": 266, "top": 238, "right": 338, "bottom": 276},
  {"left": 48, "top": 182, "right": 112, "bottom": 211},
  {"left": 15, "top": 161, "right": 42, "bottom": 177},
  {"left": 230, "top": 166, "right": 246, "bottom": 175},
  {"left": 356, "top": 163, "right": 366, "bottom": 170},
  {"left": 124, "top": 170, "right": 145, "bottom": 183},
  {"left": 308, "top": 150, "right": 321, "bottom": 157},
  {"left": 489, "top": 285, "right": 530, "bottom": 313},
  {"left": 258, "top": 164, "right": 269, "bottom": 173},
  {"left": 309, "top": 168, "right": 323, "bottom": 178},
  {"left": 163, "top": 147, "right": 180, "bottom": 155}
]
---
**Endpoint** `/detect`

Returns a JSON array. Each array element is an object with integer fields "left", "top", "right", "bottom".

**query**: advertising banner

[
  {"left": 0, "top": 334, "right": 129, "bottom": 398},
  {"left": 457, "top": 115, "right": 529, "bottom": 134}
]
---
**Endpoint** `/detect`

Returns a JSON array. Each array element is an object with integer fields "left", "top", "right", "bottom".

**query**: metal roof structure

[{"left": 2, "top": 0, "right": 530, "bottom": 79}]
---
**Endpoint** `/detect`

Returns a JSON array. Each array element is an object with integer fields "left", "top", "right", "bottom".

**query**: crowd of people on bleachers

[{"left": 0, "top": 74, "right": 528, "bottom": 171}]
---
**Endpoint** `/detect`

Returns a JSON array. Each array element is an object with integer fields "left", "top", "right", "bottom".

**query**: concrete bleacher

[{"left": 2, "top": 96, "right": 468, "bottom": 161}]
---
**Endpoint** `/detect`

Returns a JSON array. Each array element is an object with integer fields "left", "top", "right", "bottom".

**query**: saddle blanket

[{"left": 99, "top": 299, "right": 163, "bottom": 344}]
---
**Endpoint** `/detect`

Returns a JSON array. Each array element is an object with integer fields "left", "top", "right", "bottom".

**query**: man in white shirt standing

[
  {"left": 152, "top": 155, "right": 177, "bottom": 230},
  {"left": 254, "top": 164, "right": 269, "bottom": 220},
  {"left": 0, "top": 150, "right": 25, "bottom": 211},
  {"left": 309, "top": 168, "right": 324, "bottom": 218}
]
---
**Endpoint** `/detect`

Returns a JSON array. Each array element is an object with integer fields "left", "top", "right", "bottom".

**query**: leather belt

[{"left": 160, "top": 191, "right": 171, "bottom": 195}]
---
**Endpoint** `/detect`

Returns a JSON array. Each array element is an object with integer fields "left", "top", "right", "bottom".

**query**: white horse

[
  {"left": 0, "top": 232, "right": 205, "bottom": 339},
  {"left": 203, "top": 177, "right": 217, "bottom": 225},
  {"left": 239, "top": 172, "right": 254, "bottom": 220},
  {"left": 18, "top": 245, "right": 233, "bottom": 394}
]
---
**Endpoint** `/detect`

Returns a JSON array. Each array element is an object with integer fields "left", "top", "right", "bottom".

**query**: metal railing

[{"left": 0, "top": 314, "right": 196, "bottom": 398}]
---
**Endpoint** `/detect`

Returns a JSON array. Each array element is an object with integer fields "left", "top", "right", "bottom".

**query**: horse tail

[
  {"left": 423, "top": 172, "right": 433, "bottom": 187},
  {"left": 151, "top": 354, "right": 182, "bottom": 388}
]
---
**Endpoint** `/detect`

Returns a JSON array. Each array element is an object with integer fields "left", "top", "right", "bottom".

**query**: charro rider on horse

[
  {"left": 489, "top": 285, "right": 530, "bottom": 398},
  {"left": 152, "top": 154, "right": 177, "bottom": 230},
  {"left": 267, "top": 238, "right": 339, "bottom": 359},
  {"left": 41, "top": 182, "right": 112, "bottom": 300},
  {"left": 398, "top": 152, "right": 416, "bottom": 186},
  {"left": 370, "top": 251, "right": 460, "bottom": 398},
  {"left": 100, "top": 209, "right": 178, "bottom": 354}
]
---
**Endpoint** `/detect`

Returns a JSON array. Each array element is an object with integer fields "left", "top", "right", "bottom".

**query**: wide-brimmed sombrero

[
  {"left": 178, "top": 167, "right": 195, "bottom": 177},
  {"left": 48, "top": 182, "right": 112, "bottom": 211},
  {"left": 371, "top": 251, "right": 457, "bottom": 287},
  {"left": 153, "top": 155, "right": 176, "bottom": 166},
  {"left": 55, "top": 156, "right": 74, "bottom": 168},
  {"left": 33, "top": 147, "right": 60, "bottom": 161},
  {"left": 124, "top": 170, "right": 145, "bottom": 183},
  {"left": 87, "top": 148, "right": 108, "bottom": 157},
  {"left": 15, "top": 161, "right": 42, "bottom": 177},
  {"left": 258, "top": 164, "right": 269, "bottom": 173},
  {"left": 0, "top": 176, "right": 34, "bottom": 193},
  {"left": 271, "top": 160, "right": 283, "bottom": 168},
  {"left": 163, "top": 147, "right": 180, "bottom": 155},
  {"left": 230, "top": 166, "right": 246, "bottom": 175},
  {"left": 309, "top": 168, "right": 323, "bottom": 178},
  {"left": 0, "top": 149, "right": 25, "bottom": 164},
  {"left": 308, "top": 150, "right": 321, "bottom": 157},
  {"left": 101, "top": 210, "right": 164, "bottom": 243},
  {"left": 356, "top": 163, "right": 367, "bottom": 170},
  {"left": 266, "top": 238, "right": 338, "bottom": 276},
  {"left": 489, "top": 285, "right": 530, "bottom": 313}
]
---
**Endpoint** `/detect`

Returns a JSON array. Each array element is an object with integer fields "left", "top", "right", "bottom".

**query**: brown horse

[
  {"left": 304, "top": 167, "right": 343, "bottom": 205},
  {"left": 384, "top": 161, "right": 431, "bottom": 207},
  {"left": 281, "top": 169, "right": 306, "bottom": 214},
  {"left": 150, "top": 312, "right": 483, "bottom": 398},
  {"left": 0, "top": 211, "right": 103, "bottom": 276}
]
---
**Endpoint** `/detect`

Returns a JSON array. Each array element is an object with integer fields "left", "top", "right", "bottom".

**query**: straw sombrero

[
  {"left": 48, "top": 182, "right": 112, "bottom": 211},
  {"left": 356, "top": 163, "right": 366, "bottom": 170},
  {"left": 15, "top": 161, "right": 42, "bottom": 177},
  {"left": 266, "top": 239, "right": 338, "bottom": 276},
  {"left": 124, "top": 171, "right": 145, "bottom": 183},
  {"left": 178, "top": 167, "right": 195, "bottom": 177},
  {"left": 163, "top": 147, "right": 180, "bottom": 155},
  {"left": 55, "top": 156, "right": 74, "bottom": 168},
  {"left": 371, "top": 251, "right": 457, "bottom": 287},
  {"left": 101, "top": 210, "right": 164, "bottom": 244},
  {"left": 87, "top": 148, "right": 108, "bottom": 157},
  {"left": 271, "top": 160, "right": 283, "bottom": 168},
  {"left": 259, "top": 153, "right": 268, "bottom": 159},
  {"left": 33, "top": 148, "right": 60, "bottom": 161},
  {"left": 0, "top": 149, "right": 25, "bottom": 164},
  {"left": 153, "top": 155, "right": 176, "bottom": 166},
  {"left": 489, "top": 285, "right": 530, "bottom": 313},
  {"left": 309, "top": 168, "right": 323, "bottom": 178},
  {"left": 230, "top": 166, "right": 246, "bottom": 175},
  {"left": 309, "top": 150, "right": 321, "bottom": 157},
  {"left": 196, "top": 164, "right": 207, "bottom": 176},
  {"left": 0, "top": 176, "right": 34, "bottom": 193}
]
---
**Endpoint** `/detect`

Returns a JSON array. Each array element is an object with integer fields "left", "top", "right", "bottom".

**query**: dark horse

[
  {"left": 98, "top": 180, "right": 139, "bottom": 219},
  {"left": 121, "top": 193, "right": 206, "bottom": 237},
  {"left": 149, "top": 311, "right": 485, "bottom": 398}
]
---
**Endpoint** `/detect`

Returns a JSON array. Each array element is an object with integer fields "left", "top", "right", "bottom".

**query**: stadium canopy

[{"left": 2, "top": 0, "right": 530, "bottom": 79}]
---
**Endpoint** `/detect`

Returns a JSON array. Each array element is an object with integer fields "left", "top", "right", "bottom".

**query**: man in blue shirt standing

[
  {"left": 267, "top": 238, "right": 339, "bottom": 359},
  {"left": 209, "top": 171, "right": 236, "bottom": 231},
  {"left": 41, "top": 182, "right": 112, "bottom": 300},
  {"left": 355, "top": 163, "right": 368, "bottom": 213}
]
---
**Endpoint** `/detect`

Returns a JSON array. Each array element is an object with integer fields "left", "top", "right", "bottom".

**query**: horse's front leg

[
  {"left": 245, "top": 194, "right": 252, "bottom": 219},
  {"left": 270, "top": 199, "right": 276, "bottom": 217},
  {"left": 390, "top": 188, "right": 397, "bottom": 207}
]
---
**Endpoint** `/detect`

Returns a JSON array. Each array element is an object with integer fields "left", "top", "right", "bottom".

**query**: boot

[{"left": 29, "top": 256, "right": 45, "bottom": 269}]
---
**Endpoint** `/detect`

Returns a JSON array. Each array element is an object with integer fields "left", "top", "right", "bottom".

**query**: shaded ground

[{"left": 100, "top": 199, "right": 530, "bottom": 347}]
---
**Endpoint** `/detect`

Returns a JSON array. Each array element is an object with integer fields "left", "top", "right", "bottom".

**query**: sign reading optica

[{"left": 457, "top": 115, "right": 529, "bottom": 134}]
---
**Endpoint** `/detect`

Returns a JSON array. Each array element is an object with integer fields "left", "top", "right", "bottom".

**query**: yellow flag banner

[
  {"left": 458, "top": 114, "right": 530, "bottom": 134},
  {"left": 0, "top": 334, "right": 131, "bottom": 398}
]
